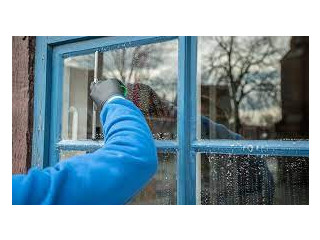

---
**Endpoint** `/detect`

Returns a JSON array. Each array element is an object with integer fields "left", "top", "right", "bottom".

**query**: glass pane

[
  {"left": 198, "top": 36, "right": 309, "bottom": 140},
  {"left": 60, "top": 150, "right": 87, "bottom": 161},
  {"left": 62, "top": 39, "right": 178, "bottom": 141},
  {"left": 62, "top": 54, "right": 95, "bottom": 140},
  {"left": 128, "top": 152, "right": 177, "bottom": 205},
  {"left": 199, "top": 153, "right": 309, "bottom": 205}
]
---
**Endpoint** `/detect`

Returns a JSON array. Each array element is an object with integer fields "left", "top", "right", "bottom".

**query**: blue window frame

[{"left": 32, "top": 36, "right": 309, "bottom": 205}]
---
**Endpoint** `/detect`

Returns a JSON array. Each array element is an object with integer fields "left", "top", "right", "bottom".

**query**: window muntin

[{"left": 198, "top": 36, "right": 309, "bottom": 140}]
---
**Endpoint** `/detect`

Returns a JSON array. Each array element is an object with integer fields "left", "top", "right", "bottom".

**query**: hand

[{"left": 90, "top": 78, "right": 127, "bottom": 109}]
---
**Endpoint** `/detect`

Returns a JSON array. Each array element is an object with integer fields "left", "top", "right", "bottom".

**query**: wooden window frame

[{"left": 32, "top": 36, "right": 309, "bottom": 205}]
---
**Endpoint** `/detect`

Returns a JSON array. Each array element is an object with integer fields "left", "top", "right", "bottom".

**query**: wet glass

[
  {"left": 60, "top": 150, "right": 87, "bottom": 160},
  {"left": 199, "top": 153, "right": 309, "bottom": 205},
  {"left": 62, "top": 39, "right": 178, "bottom": 141},
  {"left": 58, "top": 151, "right": 177, "bottom": 204},
  {"left": 198, "top": 36, "right": 309, "bottom": 140},
  {"left": 128, "top": 152, "right": 177, "bottom": 205}
]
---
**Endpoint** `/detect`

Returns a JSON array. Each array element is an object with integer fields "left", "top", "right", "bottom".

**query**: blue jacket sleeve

[{"left": 12, "top": 98, "right": 158, "bottom": 205}]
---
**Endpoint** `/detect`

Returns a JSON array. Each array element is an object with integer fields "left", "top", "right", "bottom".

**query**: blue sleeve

[{"left": 12, "top": 98, "right": 158, "bottom": 205}]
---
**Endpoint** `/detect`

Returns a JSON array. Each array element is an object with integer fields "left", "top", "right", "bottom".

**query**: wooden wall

[{"left": 12, "top": 36, "right": 35, "bottom": 174}]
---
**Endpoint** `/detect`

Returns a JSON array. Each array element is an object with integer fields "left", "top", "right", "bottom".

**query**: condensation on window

[
  {"left": 198, "top": 36, "right": 309, "bottom": 140},
  {"left": 198, "top": 153, "right": 308, "bottom": 205},
  {"left": 62, "top": 39, "right": 178, "bottom": 141},
  {"left": 128, "top": 152, "right": 177, "bottom": 205}
]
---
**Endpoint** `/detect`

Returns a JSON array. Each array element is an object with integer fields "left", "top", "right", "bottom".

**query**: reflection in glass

[
  {"left": 102, "top": 40, "right": 178, "bottom": 140},
  {"left": 198, "top": 36, "right": 309, "bottom": 140},
  {"left": 62, "top": 40, "right": 178, "bottom": 141},
  {"left": 199, "top": 153, "right": 308, "bottom": 205},
  {"left": 62, "top": 54, "right": 95, "bottom": 140},
  {"left": 129, "top": 152, "right": 177, "bottom": 205}
]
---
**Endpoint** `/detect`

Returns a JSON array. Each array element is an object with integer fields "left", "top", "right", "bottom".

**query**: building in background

[{"left": 276, "top": 36, "right": 309, "bottom": 139}]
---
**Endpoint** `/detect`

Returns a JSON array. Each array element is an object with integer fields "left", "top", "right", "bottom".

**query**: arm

[
  {"left": 12, "top": 97, "right": 158, "bottom": 205},
  {"left": 200, "top": 116, "right": 243, "bottom": 140}
]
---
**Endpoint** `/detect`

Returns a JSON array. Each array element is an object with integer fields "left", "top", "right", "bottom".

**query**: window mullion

[{"left": 177, "top": 36, "right": 198, "bottom": 205}]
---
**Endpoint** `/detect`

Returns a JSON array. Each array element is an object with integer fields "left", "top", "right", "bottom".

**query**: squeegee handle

[{"left": 94, "top": 51, "right": 100, "bottom": 83}]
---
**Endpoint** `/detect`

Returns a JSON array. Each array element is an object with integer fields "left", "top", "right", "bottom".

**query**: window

[{"left": 32, "top": 36, "right": 309, "bottom": 204}]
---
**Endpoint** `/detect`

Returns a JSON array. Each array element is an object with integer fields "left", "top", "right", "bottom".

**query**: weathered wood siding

[{"left": 12, "top": 36, "right": 35, "bottom": 174}]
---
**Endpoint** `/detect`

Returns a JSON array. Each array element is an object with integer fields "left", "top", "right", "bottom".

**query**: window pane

[
  {"left": 60, "top": 150, "right": 87, "bottom": 160},
  {"left": 198, "top": 36, "right": 309, "bottom": 140},
  {"left": 58, "top": 151, "right": 177, "bottom": 204},
  {"left": 128, "top": 152, "right": 177, "bottom": 205},
  {"left": 62, "top": 54, "right": 94, "bottom": 140},
  {"left": 62, "top": 39, "right": 178, "bottom": 141},
  {"left": 199, "top": 153, "right": 309, "bottom": 205}
]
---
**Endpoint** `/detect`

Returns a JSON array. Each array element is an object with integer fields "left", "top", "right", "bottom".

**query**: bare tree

[
  {"left": 103, "top": 44, "right": 164, "bottom": 83},
  {"left": 202, "top": 36, "right": 288, "bottom": 132}
]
